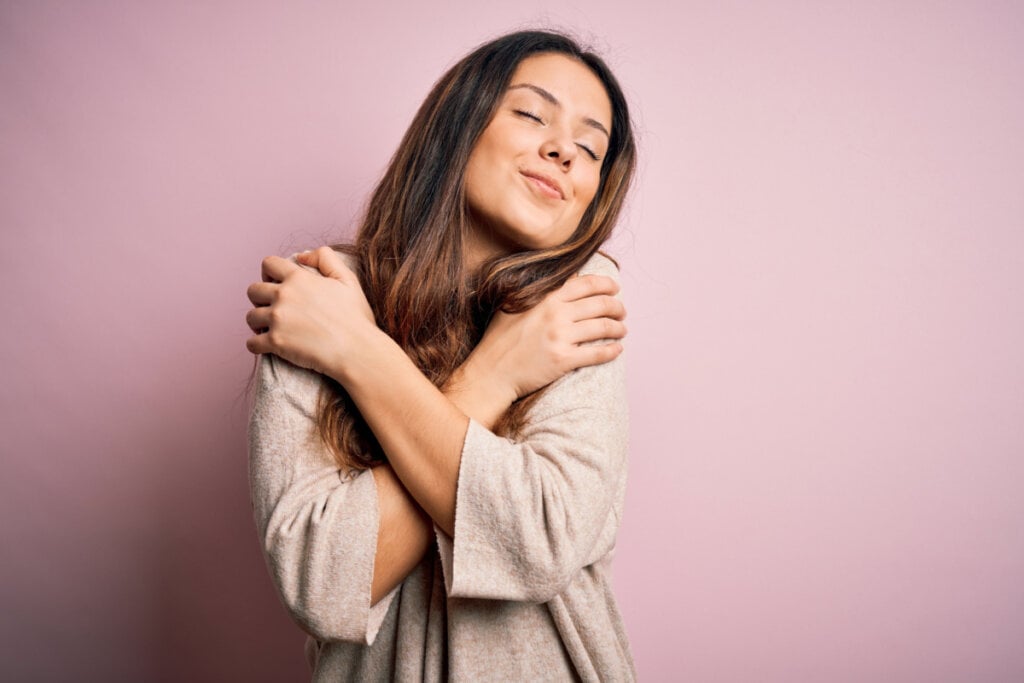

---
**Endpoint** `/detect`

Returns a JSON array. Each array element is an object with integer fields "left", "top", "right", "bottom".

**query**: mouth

[{"left": 520, "top": 170, "right": 565, "bottom": 200}]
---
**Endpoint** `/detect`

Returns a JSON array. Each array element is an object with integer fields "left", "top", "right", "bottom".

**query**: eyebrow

[{"left": 507, "top": 83, "right": 611, "bottom": 139}]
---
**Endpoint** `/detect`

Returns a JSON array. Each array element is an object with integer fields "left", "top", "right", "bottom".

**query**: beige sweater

[{"left": 248, "top": 253, "right": 636, "bottom": 681}]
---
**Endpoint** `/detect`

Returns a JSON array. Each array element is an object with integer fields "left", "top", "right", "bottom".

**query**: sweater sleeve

[
  {"left": 434, "top": 253, "right": 630, "bottom": 603},
  {"left": 248, "top": 353, "right": 398, "bottom": 645}
]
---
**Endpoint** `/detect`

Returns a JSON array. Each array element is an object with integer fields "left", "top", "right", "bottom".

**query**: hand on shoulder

[
  {"left": 244, "top": 247, "right": 381, "bottom": 379},
  {"left": 462, "top": 261, "right": 627, "bottom": 402}
]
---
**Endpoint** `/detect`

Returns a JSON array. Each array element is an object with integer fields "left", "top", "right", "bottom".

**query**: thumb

[{"left": 300, "top": 246, "right": 358, "bottom": 284}]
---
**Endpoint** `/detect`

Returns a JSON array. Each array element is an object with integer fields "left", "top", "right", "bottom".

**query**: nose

[{"left": 540, "top": 130, "right": 577, "bottom": 170}]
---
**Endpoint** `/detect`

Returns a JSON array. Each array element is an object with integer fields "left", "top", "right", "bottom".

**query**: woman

[{"left": 245, "top": 30, "right": 638, "bottom": 681}]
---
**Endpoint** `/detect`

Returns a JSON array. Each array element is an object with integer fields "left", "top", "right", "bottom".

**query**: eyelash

[
  {"left": 513, "top": 109, "right": 602, "bottom": 162},
  {"left": 515, "top": 108, "right": 544, "bottom": 123}
]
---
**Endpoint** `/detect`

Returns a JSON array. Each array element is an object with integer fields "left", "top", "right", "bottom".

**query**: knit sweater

[{"left": 248, "top": 252, "right": 636, "bottom": 681}]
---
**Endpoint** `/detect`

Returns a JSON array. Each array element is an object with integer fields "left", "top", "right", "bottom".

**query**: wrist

[
  {"left": 461, "top": 350, "right": 518, "bottom": 406},
  {"left": 444, "top": 354, "right": 517, "bottom": 430},
  {"left": 323, "top": 325, "right": 400, "bottom": 389}
]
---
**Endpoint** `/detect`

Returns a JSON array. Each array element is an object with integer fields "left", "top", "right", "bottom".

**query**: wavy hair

[{"left": 318, "top": 29, "right": 637, "bottom": 470}]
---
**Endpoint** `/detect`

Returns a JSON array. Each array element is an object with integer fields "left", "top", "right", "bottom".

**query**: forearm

[
  {"left": 442, "top": 351, "right": 517, "bottom": 431},
  {"left": 328, "top": 328, "right": 476, "bottom": 537},
  {"left": 370, "top": 464, "right": 433, "bottom": 605},
  {"left": 370, "top": 382, "right": 514, "bottom": 594},
  {"left": 368, "top": 347, "right": 516, "bottom": 598}
]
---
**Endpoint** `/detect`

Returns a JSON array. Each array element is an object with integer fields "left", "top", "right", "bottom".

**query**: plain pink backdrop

[{"left": 2, "top": 2, "right": 1022, "bottom": 681}]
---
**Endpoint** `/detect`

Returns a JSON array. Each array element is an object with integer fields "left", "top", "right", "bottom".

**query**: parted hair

[{"left": 318, "top": 29, "right": 637, "bottom": 470}]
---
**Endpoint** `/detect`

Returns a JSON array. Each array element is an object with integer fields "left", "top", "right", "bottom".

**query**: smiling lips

[{"left": 520, "top": 170, "right": 565, "bottom": 200}]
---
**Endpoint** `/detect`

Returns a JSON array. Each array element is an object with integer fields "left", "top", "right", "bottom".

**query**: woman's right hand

[{"left": 444, "top": 273, "right": 626, "bottom": 428}]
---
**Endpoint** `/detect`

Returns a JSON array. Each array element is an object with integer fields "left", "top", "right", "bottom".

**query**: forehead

[{"left": 507, "top": 53, "right": 612, "bottom": 129}]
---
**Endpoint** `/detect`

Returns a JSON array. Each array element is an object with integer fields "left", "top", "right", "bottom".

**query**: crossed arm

[{"left": 245, "top": 247, "right": 626, "bottom": 604}]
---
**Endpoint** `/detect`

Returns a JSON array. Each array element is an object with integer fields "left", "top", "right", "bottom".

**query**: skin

[
  {"left": 246, "top": 54, "right": 624, "bottom": 605},
  {"left": 463, "top": 53, "right": 613, "bottom": 267}
]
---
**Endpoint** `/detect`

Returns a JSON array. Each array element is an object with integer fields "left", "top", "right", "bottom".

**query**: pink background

[{"left": 2, "top": 2, "right": 1022, "bottom": 681}]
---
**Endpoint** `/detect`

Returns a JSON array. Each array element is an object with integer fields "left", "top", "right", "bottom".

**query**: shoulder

[
  {"left": 578, "top": 251, "right": 621, "bottom": 280},
  {"left": 524, "top": 253, "right": 627, "bottom": 421},
  {"left": 251, "top": 247, "right": 357, "bottom": 412},
  {"left": 334, "top": 248, "right": 359, "bottom": 271},
  {"left": 253, "top": 353, "right": 328, "bottom": 418}
]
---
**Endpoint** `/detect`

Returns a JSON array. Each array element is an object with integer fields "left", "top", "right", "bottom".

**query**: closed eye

[
  {"left": 515, "top": 108, "right": 602, "bottom": 161},
  {"left": 514, "top": 109, "right": 544, "bottom": 123},
  {"left": 577, "top": 144, "right": 602, "bottom": 162}
]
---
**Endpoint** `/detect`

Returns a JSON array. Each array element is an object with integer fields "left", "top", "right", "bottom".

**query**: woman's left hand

[{"left": 245, "top": 247, "right": 378, "bottom": 377}]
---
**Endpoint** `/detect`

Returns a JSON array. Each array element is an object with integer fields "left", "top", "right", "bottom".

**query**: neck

[{"left": 463, "top": 216, "right": 513, "bottom": 274}]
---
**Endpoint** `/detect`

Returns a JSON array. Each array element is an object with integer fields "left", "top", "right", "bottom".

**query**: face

[{"left": 462, "top": 53, "right": 613, "bottom": 265}]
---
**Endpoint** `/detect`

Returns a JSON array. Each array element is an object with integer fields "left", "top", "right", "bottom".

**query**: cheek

[
  {"left": 575, "top": 175, "right": 602, "bottom": 212},
  {"left": 463, "top": 152, "right": 494, "bottom": 209},
  {"left": 465, "top": 139, "right": 504, "bottom": 195}
]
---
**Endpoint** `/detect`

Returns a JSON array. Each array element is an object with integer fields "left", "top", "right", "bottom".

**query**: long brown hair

[{"left": 318, "top": 30, "right": 637, "bottom": 470}]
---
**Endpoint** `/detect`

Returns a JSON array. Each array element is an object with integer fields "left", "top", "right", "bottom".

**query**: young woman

[{"left": 245, "top": 30, "right": 638, "bottom": 681}]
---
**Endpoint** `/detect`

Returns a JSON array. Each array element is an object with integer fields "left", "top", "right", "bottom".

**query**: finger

[
  {"left": 566, "top": 341, "right": 623, "bottom": 370},
  {"left": 569, "top": 318, "right": 627, "bottom": 344},
  {"left": 315, "top": 246, "right": 360, "bottom": 282},
  {"left": 569, "top": 294, "right": 626, "bottom": 322},
  {"left": 245, "top": 306, "right": 273, "bottom": 333},
  {"left": 558, "top": 274, "right": 619, "bottom": 302},
  {"left": 261, "top": 255, "right": 299, "bottom": 283},
  {"left": 245, "top": 331, "right": 273, "bottom": 355},
  {"left": 246, "top": 281, "right": 277, "bottom": 306},
  {"left": 310, "top": 246, "right": 358, "bottom": 284}
]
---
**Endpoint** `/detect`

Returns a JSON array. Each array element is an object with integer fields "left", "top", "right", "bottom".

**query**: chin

[
  {"left": 508, "top": 231, "right": 559, "bottom": 252},
  {"left": 485, "top": 206, "right": 575, "bottom": 253},
  {"left": 507, "top": 220, "right": 574, "bottom": 252}
]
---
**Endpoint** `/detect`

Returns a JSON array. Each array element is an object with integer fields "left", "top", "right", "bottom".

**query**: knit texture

[{"left": 248, "top": 252, "right": 636, "bottom": 681}]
